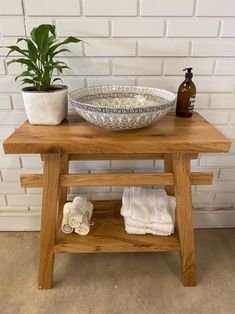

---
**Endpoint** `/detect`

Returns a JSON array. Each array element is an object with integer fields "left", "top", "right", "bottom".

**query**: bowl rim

[{"left": 69, "top": 85, "right": 176, "bottom": 113}]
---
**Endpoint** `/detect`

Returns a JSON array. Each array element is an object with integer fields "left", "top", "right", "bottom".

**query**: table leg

[
  {"left": 173, "top": 153, "right": 196, "bottom": 286},
  {"left": 57, "top": 154, "right": 69, "bottom": 229},
  {"left": 164, "top": 153, "right": 175, "bottom": 196},
  {"left": 38, "top": 153, "right": 61, "bottom": 289}
]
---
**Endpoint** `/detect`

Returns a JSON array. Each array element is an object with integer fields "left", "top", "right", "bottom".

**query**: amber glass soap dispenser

[{"left": 176, "top": 68, "right": 196, "bottom": 117}]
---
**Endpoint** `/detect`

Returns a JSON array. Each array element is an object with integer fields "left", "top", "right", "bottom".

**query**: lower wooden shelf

[{"left": 54, "top": 200, "right": 180, "bottom": 253}]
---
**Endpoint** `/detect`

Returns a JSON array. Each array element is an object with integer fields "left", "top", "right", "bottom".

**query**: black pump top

[{"left": 183, "top": 67, "right": 193, "bottom": 79}]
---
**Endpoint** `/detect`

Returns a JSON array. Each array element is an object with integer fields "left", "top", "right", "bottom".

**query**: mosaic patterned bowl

[{"left": 69, "top": 86, "right": 176, "bottom": 130}]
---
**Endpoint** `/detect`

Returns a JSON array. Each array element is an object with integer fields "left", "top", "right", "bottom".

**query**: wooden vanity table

[{"left": 3, "top": 112, "right": 230, "bottom": 289}]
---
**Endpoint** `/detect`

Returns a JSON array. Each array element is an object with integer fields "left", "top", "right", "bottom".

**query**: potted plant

[{"left": 4, "top": 24, "right": 81, "bottom": 125}]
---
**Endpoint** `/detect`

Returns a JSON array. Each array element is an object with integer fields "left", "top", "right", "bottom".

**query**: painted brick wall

[{"left": 0, "top": 0, "right": 235, "bottom": 221}]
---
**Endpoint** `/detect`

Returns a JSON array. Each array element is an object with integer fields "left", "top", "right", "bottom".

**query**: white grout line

[{"left": 21, "top": 0, "right": 27, "bottom": 37}]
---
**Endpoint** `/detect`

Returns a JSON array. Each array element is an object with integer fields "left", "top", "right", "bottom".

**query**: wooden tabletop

[{"left": 3, "top": 112, "right": 231, "bottom": 155}]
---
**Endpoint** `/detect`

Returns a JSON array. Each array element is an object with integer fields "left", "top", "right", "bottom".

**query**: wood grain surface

[
  {"left": 3, "top": 112, "right": 231, "bottom": 155},
  {"left": 20, "top": 171, "right": 213, "bottom": 187},
  {"left": 3, "top": 111, "right": 231, "bottom": 289},
  {"left": 57, "top": 154, "right": 69, "bottom": 230},
  {"left": 164, "top": 153, "right": 175, "bottom": 196},
  {"left": 54, "top": 200, "right": 180, "bottom": 253},
  {"left": 173, "top": 153, "right": 196, "bottom": 286},
  {"left": 68, "top": 153, "right": 199, "bottom": 160},
  {"left": 38, "top": 153, "right": 61, "bottom": 290}
]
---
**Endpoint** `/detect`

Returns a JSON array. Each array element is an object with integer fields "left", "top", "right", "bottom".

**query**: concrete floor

[{"left": 0, "top": 229, "right": 235, "bottom": 314}]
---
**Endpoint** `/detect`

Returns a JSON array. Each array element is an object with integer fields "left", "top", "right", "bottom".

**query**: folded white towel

[
  {"left": 61, "top": 202, "right": 74, "bottom": 234},
  {"left": 75, "top": 212, "right": 90, "bottom": 236},
  {"left": 121, "top": 187, "right": 173, "bottom": 224},
  {"left": 121, "top": 187, "right": 176, "bottom": 236},
  {"left": 125, "top": 225, "right": 171, "bottom": 236},
  {"left": 124, "top": 217, "right": 174, "bottom": 235},
  {"left": 69, "top": 196, "right": 93, "bottom": 228}
]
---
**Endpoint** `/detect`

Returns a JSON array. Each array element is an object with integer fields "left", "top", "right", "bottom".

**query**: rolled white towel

[
  {"left": 69, "top": 196, "right": 87, "bottom": 228},
  {"left": 69, "top": 208, "right": 83, "bottom": 228},
  {"left": 73, "top": 195, "right": 89, "bottom": 211},
  {"left": 75, "top": 212, "right": 90, "bottom": 236},
  {"left": 69, "top": 196, "right": 94, "bottom": 228},
  {"left": 82, "top": 200, "right": 93, "bottom": 219},
  {"left": 61, "top": 202, "right": 74, "bottom": 234}
]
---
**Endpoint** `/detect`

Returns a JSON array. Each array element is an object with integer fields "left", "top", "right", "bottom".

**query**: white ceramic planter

[{"left": 22, "top": 85, "right": 68, "bottom": 125}]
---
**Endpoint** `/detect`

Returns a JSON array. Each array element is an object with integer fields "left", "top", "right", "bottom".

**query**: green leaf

[
  {"left": 31, "top": 24, "right": 56, "bottom": 53},
  {"left": 48, "top": 37, "right": 81, "bottom": 55},
  {"left": 53, "top": 61, "right": 68, "bottom": 66},
  {"left": 51, "top": 61, "right": 69, "bottom": 74},
  {"left": 52, "top": 77, "right": 63, "bottom": 85},
  {"left": 7, "top": 58, "right": 38, "bottom": 72},
  {"left": 2, "top": 24, "right": 82, "bottom": 92},
  {"left": 60, "top": 36, "right": 81, "bottom": 44},
  {"left": 52, "top": 48, "right": 71, "bottom": 57},
  {"left": 21, "top": 78, "right": 35, "bottom": 85},
  {"left": 15, "top": 71, "right": 35, "bottom": 82},
  {"left": 5, "top": 45, "right": 29, "bottom": 58},
  {"left": 31, "top": 24, "right": 56, "bottom": 42},
  {"left": 17, "top": 39, "right": 38, "bottom": 62},
  {"left": 16, "top": 38, "right": 26, "bottom": 44},
  {"left": 56, "top": 66, "right": 68, "bottom": 74},
  {"left": 7, "top": 58, "right": 30, "bottom": 66}
]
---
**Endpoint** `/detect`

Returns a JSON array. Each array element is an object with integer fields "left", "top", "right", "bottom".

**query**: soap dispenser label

[{"left": 189, "top": 96, "right": 195, "bottom": 112}]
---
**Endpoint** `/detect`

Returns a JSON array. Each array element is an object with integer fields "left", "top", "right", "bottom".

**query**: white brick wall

[
  {"left": 112, "top": 19, "right": 164, "bottom": 37},
  {"left": 140, "top": 0, "right": 194, "bottom": 17},
  {"left": 113, "top": 58, "right": 162, "bottom": 75},
  {"left": 0, "top": 0, "right": 23, "bottom": 15},
  {"left": 218, "top": 126, "right": 235, "bottom": 139},
  {"left": 164, "top": 58, "right": 214, "bottom": 75},
  {"left": 0, "top": 0, "right": 235, "bottom": 220},
  {"left": 220, "top": 169, "right": 235, "bottom": 180},
  {"left": 0, "top": 195, "right": 6, "bottom": 206},
  {"left": 197, "top": 0, "right": 235, "bottom": 17},
  {"left": 139, "top": 39, "right": 190, "bottom": 56},
  {"left": 20, "top": 155, "right": 42, "bottom": 168},
  {"left": 0, "top": 96, "right": 12, "bottom": 109},
  {"left": 167, "top": 18, "right": 220, "bottom": 37},
  {"left": 211, "top": 94, "right": 235, "bottom": 109},
  {"left": 25, "top": 0, "right": 80, "bottom": 16},
  {"left": 0, "top": 59, "right": 5, "bottom": 75},
  {"left": 86, "top": 39, "right": 137, "bottom": 56},
  {"left": 83, "top": 0, "right": 137, "bottom": 16},
  {"left": 230, "top": 112, "right": 235, "bottom": 124},
  {"left": 192, "top": 39, "right": 235, "bottom": 57},
  {"left": 215, "top": 59, "right": 235, "bottom": 75},
  {"left": 221, "top": 19, "right": 235, "bottom": 37},
  {"left": 57, "top": 19, "right": 109, "bottom": 37},
  {"left": 25, "top": 18, "right": 53, "bottom": 34},
  {"left": 0, "top": 17, "right": 25, "bottom": 36},
  {"left": 63, "top": 58, "right": 110, "bottom": 75},
  {"left": 198, "top": 110, "right": 230, "bottom": 125}
]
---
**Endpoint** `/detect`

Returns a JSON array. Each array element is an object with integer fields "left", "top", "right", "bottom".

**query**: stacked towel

[
  {"left": 61, "top": 196, "right": 94, "bottom": 235},
  {"left": 121, "top": 187, "right": 176, "bottom": 236}
]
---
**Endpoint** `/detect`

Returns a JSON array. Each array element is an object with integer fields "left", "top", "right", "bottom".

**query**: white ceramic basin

[{"left": 69, "top": 85, "right": 176, "bottom": 130}]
